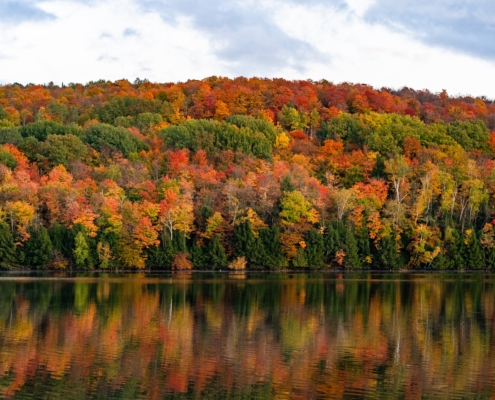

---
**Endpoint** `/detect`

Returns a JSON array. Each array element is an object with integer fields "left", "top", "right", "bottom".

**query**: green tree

[
  {"left": 0, "top": 149, "right": 18, "bottom": 169},
  {"left": 292, "top": 248, "right": 308, "bottom": 268},
  {"left": 73, "top": 231, "right": 91, "bottom": 269},
  {"left": 280, "top": 175, "right": 296, "bottom": 193},
  {"left": 324, "top": 222, "right": 344, "bottom": 263},
  {"left": 376, "top": 233, "right": 399, "bottom": 270},
  {"left": 278, "top": 105, "right": 302, "bottom": 131},
  {"left": 466, "top": 230, "right": 484, "bottom": 270},
  {"left": 207, "top": 235, "right": 228, "bottom": 270},
  {"left": 259, "top": 226, "right": 287, "bottom": 270},
  {"left": 23, "top": 226, "right": 53, "bottom": 269},
  {"left": 232, "top": 220, "right": 256, "bottom": 259},
  {"left": 135, "top": 112, "right": 163, "bottom": 132},
  {"left": 0, "top": 222, "right": 16, "bottom": 269},
  {"left": 84, "top": 123, "right": 148, "bottom": 157},
  {"left": 42, "top": 134, "right": 87, "bottom": 167},
  {"left": 305, "top": 229, "right": 325, "bottom": 269},
  {"left": 20, "top": 120, "right": 81, "bottom": 141},
  {"left": 0, "top": 127, "right": 23, "bottom": 145},
  {"left": 49, "top": 223, "right": 74, "bottom": 260},
  {"left": 448, "top": 229, "right": 466, "bottom": 270},
  {"left": 191, "top": 240, "right": 207, "bottom": 269},
  {"left": 344, "top": 228, "right": 361, "bottom": 270}
]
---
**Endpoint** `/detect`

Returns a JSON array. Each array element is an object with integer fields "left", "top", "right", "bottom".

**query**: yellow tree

[
  {"left": 1, "top": 201, "right": 35, "bottom": 243},
  {"left": 159, "top": 182, "right": 194, "bottom": 241}
]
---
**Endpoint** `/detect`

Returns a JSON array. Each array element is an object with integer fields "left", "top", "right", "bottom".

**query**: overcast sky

[{"left": 1, "top": 0, "right": 494, "bottom": 97}]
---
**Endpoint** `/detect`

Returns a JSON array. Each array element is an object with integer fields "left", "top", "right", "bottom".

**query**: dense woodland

[{"left": 1, "top": 77, "right": 495, "bottom": 270}]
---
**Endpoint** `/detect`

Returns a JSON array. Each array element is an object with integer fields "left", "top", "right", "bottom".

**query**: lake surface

[{"left": 1, "top": 272, "right": 495, "bottom": 399}]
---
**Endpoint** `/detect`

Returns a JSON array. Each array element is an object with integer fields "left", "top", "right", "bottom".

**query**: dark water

[{"left": 1, "top": 273, "right": 495, "bottom": 399}]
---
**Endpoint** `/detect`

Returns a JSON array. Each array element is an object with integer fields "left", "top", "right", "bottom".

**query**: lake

[{"left": 0, "top": 272, "right": 494, "bottom": 399}]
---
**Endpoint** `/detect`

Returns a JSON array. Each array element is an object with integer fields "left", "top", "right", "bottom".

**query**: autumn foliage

[{"left": 1, "top": 77, "right": 495, "bottom": 270}]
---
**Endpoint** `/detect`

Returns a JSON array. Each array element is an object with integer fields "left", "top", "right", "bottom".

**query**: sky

[{"left": 1, "top": 0, "right": 494, "bottom": 97}]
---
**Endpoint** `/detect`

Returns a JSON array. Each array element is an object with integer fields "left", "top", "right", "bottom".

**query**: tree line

[{"left": 1, "top": 78, "right": 495, "bottom": 270}]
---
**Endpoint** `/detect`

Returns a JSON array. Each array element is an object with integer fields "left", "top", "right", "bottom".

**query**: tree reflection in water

[{"left": 0, "top": 273, "right": 494, "bottom": 399}]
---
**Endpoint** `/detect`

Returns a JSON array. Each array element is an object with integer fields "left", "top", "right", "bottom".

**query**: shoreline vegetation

[
  {"left": 0, "top": 269, "right": 493, "bottom": 276},
  {"left": 1, "top": 77, "right": 495, "bottom": 271}
]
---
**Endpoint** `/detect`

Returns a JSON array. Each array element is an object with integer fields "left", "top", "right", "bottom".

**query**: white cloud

[
  {"left": 1, "top": 0, "right": 495, "bottom": 98},
  {"left": 345, "top": 0, "right": 376, "bottom": 17},
  {"left": 0, "top": 0, "right": 230, "bottom": 84},
  {"left": 268, "top": 1, "right": 495, "bottom": 97}
]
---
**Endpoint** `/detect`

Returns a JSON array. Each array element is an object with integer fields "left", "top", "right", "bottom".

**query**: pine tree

[
  {"left": 146, "top": 245, "right": 168, "bottom": 269},
  {"left": 232, "top": 220, "right": 256, "bottom": 258},
  {"left": 357, "top": 227, "right": 371, "bottom": 265},
  {"left": 23, "top": 225, "right": 53, "bottom": 270},
  {"left": 0, "top": 222, "right": 16, "bottom": 269},
  {"left": 448, "top": 229, "right": 465, "bottom": 270},
  {"left": 151, "top": 231, "right": 189, "bottom": 270},
  {"left": 377, "top": 233, "right": 399, "bottom": 270},
  {"left": 191, "top": 240, "right": 207, "bottom": 269},
  {"left": 324, "top": 222, "right": 343, "bottom": 263},
  {"left": 344, "top": 228, "right": 361, "bottom": 270},
  {"left": 208, "top": 235, "right": 228, "bottom": 270},
  {"left": 259, "top": 226, "right": 287, "bottom": 269},
  {"left": 305, "top": 229, "right": 325, "bottom": 269},
  {"left": 467, "top": 230, "right": 484, "bottom": 270},
  {"left": 292, "top": 248, "right": 308, "bottom": 268},
  {"left": 249, "top": 237, "right": 267, "bottom": 269},
  {"left": 49, "top": 222, "right": 73, "bottom": 259},
  {"left": 280, "top": 175, "right": 296, "bottom": 193},
  {"left": 430, "top": 251, "right": 450, "bottom": 270},
  {"left": 485, "top": 248, "right": 495, "bottom": 271}
]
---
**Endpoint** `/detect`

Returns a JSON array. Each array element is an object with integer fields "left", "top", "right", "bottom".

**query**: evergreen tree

[
  {"left": 23, "top": 225, "right": 53, "bottom": 269},
  {"left": 232, "top": 220, "right": 256, "bottom": 258},
  {"left": 146, "top": 245, "right": 168, "bottom": 269},
  {"left": 259, "top": 226, "right": 287, "bottom": 269},
  {"left": 148, "top": 231, "right": 189, "bottom": 270},
  {"left": 280, "top": 175, "right": 296, "bottom": 193},
  {"left": 356, "top": 226, "right": 371, "bottom": 264},
  {"left": 430, "top": 251, "right": 450, "bottom": 270},
  {"left": 305, "top": 229, "right": 325, "bottom": 269},
  {"left": 292, "top": 248, "right": 308, "bottom": 268},
  {"left": 49, "top": 222, "right": 73, "bottom": 259},
  {"left": 467, "top": 230, "right": 484, "bottom": 270},
  {"left": 171, "top": 231, "right": 187, "bottom": 254},
  {"left": 324, "top": 222, "right": 343, "bottom": 263},
  {"left": 444, "top": 226, "right": 466, "bottom": 270},
  {"left": 377, "top": 233, "right": 399, "bottom": 270},
  {"left": 207, "top": 235, "right": 228, "bottom": 270},
  {"left": 0, "top": 222, "right": 16, "bottom": 269},
  {"left": 344, "top": 228, "right": 361, "bottom": 270},
  {"left": 485, "top": 247, "right": 495, "bottom": 271},
  {"left": 248, "top": 237, "right": 267, "bottom": 269},
  {"left": 191, "top": 240, "right": 207, "bottom": 269}
]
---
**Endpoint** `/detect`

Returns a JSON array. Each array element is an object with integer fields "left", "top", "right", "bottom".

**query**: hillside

[{"left": 0, "top": 77, "right": 494, "bottom": 270}]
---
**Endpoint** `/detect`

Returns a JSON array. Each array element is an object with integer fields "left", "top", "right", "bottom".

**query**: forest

[{"left": 1, "top": 76, "right": 495, "bottom": 270}]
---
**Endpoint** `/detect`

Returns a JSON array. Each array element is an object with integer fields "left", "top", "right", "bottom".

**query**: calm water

[{"left": 0, "top": 272, "right": 495, "bottom": 399}]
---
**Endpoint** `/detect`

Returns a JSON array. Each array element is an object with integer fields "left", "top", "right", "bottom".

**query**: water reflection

[{"left": 0, "top": 273, "right": 494, "bottom": 399}]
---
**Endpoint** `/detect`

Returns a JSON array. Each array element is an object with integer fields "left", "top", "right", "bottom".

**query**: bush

[
  {"left": 171, "top": 253, "right": 193, "bottom": 270},
  {"left": 229, "top": 256, "right": 247, "bottom": 270}
]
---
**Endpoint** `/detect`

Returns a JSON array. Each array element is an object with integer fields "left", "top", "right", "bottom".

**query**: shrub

[
  {"left": 171, "top": 253, "right": 193, "bottom": 270},
  {"left": 229, "top": 256, "right": 247, "bottom": 270}
]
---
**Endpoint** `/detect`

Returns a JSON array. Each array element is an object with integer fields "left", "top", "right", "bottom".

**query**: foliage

[{"left": 1, "top": 77, "right": 495, "bottom": 270}]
